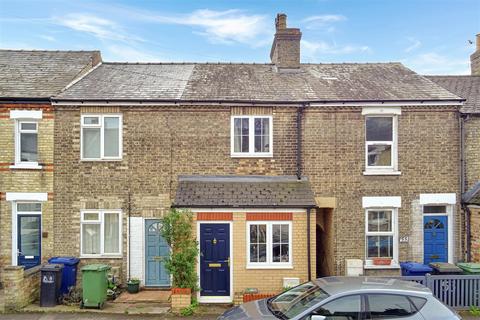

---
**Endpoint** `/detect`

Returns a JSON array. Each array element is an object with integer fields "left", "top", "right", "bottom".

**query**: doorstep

[{"left": 114, "top": 290, "right": 171, "bottom": 304}]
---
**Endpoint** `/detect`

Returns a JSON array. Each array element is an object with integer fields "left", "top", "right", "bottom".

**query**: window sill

[
  {"left": 80, "top": 159, "right": 123, "bottom": 162},
  {"left": 231, "top": 154, "right": 273, "bottom": 158},
  {"left": 363, "top": 170, "right": 401, "bottom": 176},
  {"left": 80, "top": 255, "right": 123, "bottom": 259},
  {"left": 10, "top": 164, "right": 43, "bottom": 170},
  {"left": 246, "top": 264, "right": 293, "bottom": 270},
  {"left": 364, "top": 263, "right": 400, "bottom": 270}
]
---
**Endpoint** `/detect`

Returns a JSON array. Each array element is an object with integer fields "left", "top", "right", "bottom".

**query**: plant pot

[
  {"left": 373, "top": 258, "right": 392, "bottom": 266},
  {"left": 127, "top": 280, "right": 140, "bottom": 294}
]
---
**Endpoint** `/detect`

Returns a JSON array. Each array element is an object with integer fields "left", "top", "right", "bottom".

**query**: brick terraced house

[
  {"left": 48, "top": 14, "right": 466, "bottom": 303},
  {"left": 428, "top": 33, "right": 480, "bottom": 263},
  {"left": 0, "top": 50, "right": 101, "bottom": 308}
]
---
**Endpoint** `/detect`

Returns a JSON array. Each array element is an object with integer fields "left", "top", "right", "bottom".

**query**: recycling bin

[
  {"left": 400, "top": 261, "right": 433, "bottom": 276},
  {"left": 457, "top": 262, "right": 480, "bottom": 275},
  {"left": 40, "top": 264, "right": 64, "bottom": 307},
  {"left": 429, "top": 262, "right": 463, "bottom": 275},
  {"left": 48, "top": 256, "right": 80, "bottom": 294},
  {"left": 81, "top": 264, "right": 111, "bottom": 309}
]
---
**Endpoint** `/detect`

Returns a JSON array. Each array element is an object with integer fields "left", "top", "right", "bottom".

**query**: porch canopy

[
  {"left": 173, "top": 175, "right": 317, "bottom": 209},
  {"left": 463, "top": 181, "right": 480, "bottom": 205}
]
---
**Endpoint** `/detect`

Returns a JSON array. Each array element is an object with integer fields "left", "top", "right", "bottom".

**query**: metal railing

[{"left": 386, "top": 274, "right": 480, "bottom": 310}]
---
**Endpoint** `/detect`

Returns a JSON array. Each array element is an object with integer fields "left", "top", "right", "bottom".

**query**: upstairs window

[
  {"left": 81, "top": 115, "right": 122, "bottom": 160},
  {"left": 231, "top": 116, "right": 272, "bottom": 157},
  {"left": 16, "top": 121, "right": 38, "bottom": 165},
  {"left": 365, "top": 115, "right": 398, "bottom": 173}
]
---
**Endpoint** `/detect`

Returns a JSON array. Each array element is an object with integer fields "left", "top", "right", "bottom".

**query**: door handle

[{"left": 225, "top": 257, "right": 230, "bottom": 267}]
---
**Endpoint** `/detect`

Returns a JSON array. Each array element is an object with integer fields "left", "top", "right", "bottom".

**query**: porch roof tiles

[{"left": 173, "top": 175, "right": 317, "bottom": 209}]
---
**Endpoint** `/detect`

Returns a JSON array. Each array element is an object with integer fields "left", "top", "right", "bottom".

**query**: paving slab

[{"left": 114, "top": 290, "right": 171, "bottom": 303}]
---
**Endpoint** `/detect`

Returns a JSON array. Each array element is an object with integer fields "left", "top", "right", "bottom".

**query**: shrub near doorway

[{"left": 160, "top": 209, "right": 199, "bottom": 313}]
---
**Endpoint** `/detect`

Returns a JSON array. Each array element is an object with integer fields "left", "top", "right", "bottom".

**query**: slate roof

[
  {"left": 463, "top": 182, "right": 480, "bottom": 205},
  {"left": 173, "top": 175, "right": 317, "bottom": 208},
  {"left": 55, "top": 62, "right": 462, "bottom": 103},
  {"left": 0, "top": 50, "right": 100, "bottom": 98},
  {"left": 426, "top": 76, "right": 480, "bottom": 113}
]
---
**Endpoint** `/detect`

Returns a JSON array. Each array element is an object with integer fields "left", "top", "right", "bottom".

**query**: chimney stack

[
  {"left": 270, "top": 13, "right": 302, "bottom": 71},
  {"left": 471, "top": 33, "right": 480, "bottom": 75}
]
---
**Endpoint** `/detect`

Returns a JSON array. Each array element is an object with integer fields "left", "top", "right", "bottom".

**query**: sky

[{"left": 0, "top": 0, "right": 479, "bottom": 75}]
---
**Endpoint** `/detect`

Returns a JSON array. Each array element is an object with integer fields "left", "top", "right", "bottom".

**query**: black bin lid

[{"left": 40, "top": 263, "right": 64, "bottom": 271}]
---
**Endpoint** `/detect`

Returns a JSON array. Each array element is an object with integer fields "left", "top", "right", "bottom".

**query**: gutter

[
  {"left": 307, "top": 208, "right": 312, "bottom": 281},
  {"left": 0, "top": 97, "right": 50, "bottom": 103},
  {"left": 171, "top": 204, "right": 317, "bottom": 209}
]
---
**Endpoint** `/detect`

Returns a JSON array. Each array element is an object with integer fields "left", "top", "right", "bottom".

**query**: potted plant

[
  {"left": 127, "top": 278, "right": 140, "bottom": 294},
  {"left": 160, "top": 209, "right": 199, "bottom": 312}
]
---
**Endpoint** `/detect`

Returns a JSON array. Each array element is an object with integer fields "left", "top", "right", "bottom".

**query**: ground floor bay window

[{"left": 81, "top": 210, "right": 122, "bottom": 257}]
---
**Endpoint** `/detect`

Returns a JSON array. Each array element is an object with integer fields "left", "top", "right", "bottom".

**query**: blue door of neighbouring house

[
  {"left": 17, "top": 215, "right": 41, "bottom": 269},
  {"left": 145, "top": 220, "right": 170, "bottom": 286},
  {"left": 200, "top": 223, "right": 230, "bottom": 297},
  {"left": 424, "top": 216, "right": 448, "bottom": 265}
]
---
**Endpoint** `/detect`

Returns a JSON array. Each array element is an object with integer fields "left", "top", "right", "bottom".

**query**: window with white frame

[
  {"left": 16, "top": 121, "right": 38, "bottom": 165},
  {"left": 81, "top": 210, "right": 122, "bottom": 256},
  {"left": 231, "top": 116, "right": 272, "bottom": 156},
  {"left": 247, "top": 221, "right": 291, "bottom": 267},
  {"left": 365, "top": 209, "right": 397, "bottom": 262},
  {"left": 81, "top": 115, "right": 122, "bottom": 160},
  {"left": 365, "top": 116, "right": 397, "bottom": 171}
]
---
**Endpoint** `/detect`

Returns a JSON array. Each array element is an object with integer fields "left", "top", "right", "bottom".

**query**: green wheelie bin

[
  {"left": 457, "top": 262, "right": 480, "bottom": 274},
  {"left": 81, "top": 264, "right": 111, "bottom": 309}
]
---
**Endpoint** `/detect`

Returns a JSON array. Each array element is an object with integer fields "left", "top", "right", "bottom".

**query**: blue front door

[
  {"left": 17, "top": 215, "right": 41, "bottom": 269},
  {"left": 145, "top": 220, "right": 170, "bottom": 286},
  {"left": 200, "top": 223, "right": 230, "bottom": 297},
  {"left": 424, "top": 216, "right": 448, "bottom": 265}
]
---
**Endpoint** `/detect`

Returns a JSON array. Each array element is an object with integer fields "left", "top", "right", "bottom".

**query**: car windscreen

[{"left": 268, "top": 282, "right": 330, "bottom": 319}]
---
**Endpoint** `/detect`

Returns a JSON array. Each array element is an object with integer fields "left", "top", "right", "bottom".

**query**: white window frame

[
  {"left": 80, "top": 114, "right": 123, "bottom": 161},
  {"left": 246, "top": 221, "right": 292, "bottom": 269},
  {"left": 230, "top": 115, "right": 273, "bottom": 157},
  {"left": 364, "top": 115, "right": 399, "bottom": 175},
  {"left": 13, "top": 120, "right": 41, "bottom": 169},
  {"left": 80, "top": 209, "right": 122, "bottom": 258},
  {"left": 364, "top": 208, "right": 399, "bottom": 266}
]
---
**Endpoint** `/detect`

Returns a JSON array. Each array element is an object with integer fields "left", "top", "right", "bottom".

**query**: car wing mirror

[{"left": 311, "top": 316, "right": 326, "bottom": 320}]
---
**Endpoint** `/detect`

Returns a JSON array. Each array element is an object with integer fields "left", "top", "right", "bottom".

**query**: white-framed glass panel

[
  {"left": 365, "top": 209, "right": 397, "bottom": 261},
  {"left": 81, "top": 210, "right": 122, "bottom": 256},
  {"left": 247, "top": 221, "right": 292, "bottom": 268},
  {"left": 423, "top": 205, "right": 447, "bottom": 214},
  {"left": 365, "top": 116, "right": 397, "bottom": 170},
  {"left": 16, "top": 202, "right": 42, "bottom": 213},
  {"left": 16, "top": 121, "right": 38, "bottom": 164},
  {"left": 81, "top": 115, "right": 122, "bottom": 160},
  {"left": 231, "top": 116, "right": 273, "bottom": 157}
]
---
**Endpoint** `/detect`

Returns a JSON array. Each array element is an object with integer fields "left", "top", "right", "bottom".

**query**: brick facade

[
  {"left": 53, "top": 103, "right": 460, "bottom": 296},
  {"left": 0, "top": 103, "right": 54, "bottom": 283}
]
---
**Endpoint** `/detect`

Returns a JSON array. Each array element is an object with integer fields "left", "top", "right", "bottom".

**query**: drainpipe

[
  {"left": 460, "top": 113, "right": 471, "bottom": 262},
  {"left": 296, "top": 105, "right": 306, "bottom": 180},
  {"left": 307, "top": 207, "right": 312, "bottom": 281}
]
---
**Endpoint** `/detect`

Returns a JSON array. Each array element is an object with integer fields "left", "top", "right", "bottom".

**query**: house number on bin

[
  {"left": 399, "top": 236, "right": 409, "bottom": 243},
  {"left": 43, "top": 275, "right": 54, "bottom": 284}
]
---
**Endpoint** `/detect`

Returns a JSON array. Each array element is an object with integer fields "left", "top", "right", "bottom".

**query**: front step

[{"left": 114, "top": 290, "right": 171, "bottom": 304}]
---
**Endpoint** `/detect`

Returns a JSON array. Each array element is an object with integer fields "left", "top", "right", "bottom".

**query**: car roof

[{"left": 314, "top": 276, "right": 432, "bottom": 296}]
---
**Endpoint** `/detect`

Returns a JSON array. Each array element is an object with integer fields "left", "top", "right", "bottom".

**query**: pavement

[{"left": 0, "top": 314, "right": 219, "bottom": 320}]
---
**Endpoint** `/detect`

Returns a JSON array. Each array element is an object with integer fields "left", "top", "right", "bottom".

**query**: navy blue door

[
  {"left": 424, "top": 216, "right": 448, "bottom": 265},
  {"left": 145, "top": 220, "right": 170, "bottom": 286},
  {"left": 17, "top": 215, "right": 41, "bottom": 269},
  {"left": 200, "top": 223, "right": 230, "bottom": 297}
]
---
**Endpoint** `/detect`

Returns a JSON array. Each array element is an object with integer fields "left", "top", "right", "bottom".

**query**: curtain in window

[
  {"left": 82, "top": 224, "right": 101, "bottom": 254},
  {"left": 254, "top": 118, "right": 270, "bottom": 153},
  {"left": 104, "top": 117, "right": 119, "bottom": 157},
  {"left": 20, "top": 132, "right": 38, "bottom": 162},
  {"left": 104, "top": 213, "right": 120, "bottom": 253},
  {"left": 234, "top": 118, "right": 249, "bottom": 153},
  {"left": 83, "top": 128, "right": 101, "bottom": 158}
]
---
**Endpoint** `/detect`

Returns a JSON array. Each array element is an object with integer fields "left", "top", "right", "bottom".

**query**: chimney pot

[{"left": 276, "top": 13, "right": 287, "bottom": 30}]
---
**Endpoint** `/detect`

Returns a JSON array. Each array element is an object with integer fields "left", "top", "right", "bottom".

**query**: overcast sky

[{"left": 1, "top": 0, "right": 479, "bottom": 74}]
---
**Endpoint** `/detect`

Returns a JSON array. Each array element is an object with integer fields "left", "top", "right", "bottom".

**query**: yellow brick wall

[
  {"left": 194, "top": 211, "right": 316, "bottom": 295},
  {"left": 0, "top": 104, "right": 54, "bottom": 283}
]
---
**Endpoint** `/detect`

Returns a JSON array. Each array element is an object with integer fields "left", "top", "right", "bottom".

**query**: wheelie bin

[
  {"left": 40, "top": 264, "right": 64, "bottom": 307},
  {"left": 48, "top": 256, "right": 80, "bottom": 294},
  {"left": 400, "top": 261, "right": 433, "bottom": 276},
  {"left": 457, "top": 262, "right": 480, "bottom": 275},
  {"left": 81, "top": 264, "right": 111, "bottom": 309}
]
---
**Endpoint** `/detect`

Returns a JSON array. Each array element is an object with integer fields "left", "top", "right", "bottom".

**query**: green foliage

[
  {"left": 180, "top": 299, "right": 199, "bottom": 316},
  {"left": 470, "top": 305, "right": 480, "bottom": 316},
  {"left": 160, "top": 208, "right": 199, "bottom": 291}
]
